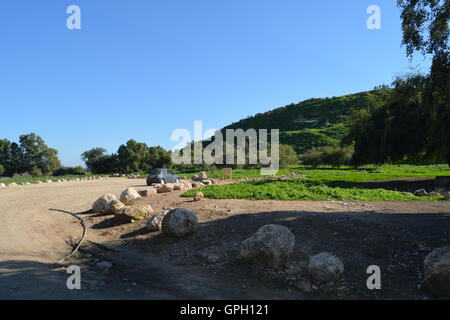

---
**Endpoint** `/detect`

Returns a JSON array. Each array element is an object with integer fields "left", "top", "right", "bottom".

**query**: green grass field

[
  {"left": 181, "top": 164, "right": 449, "bottom": 202},
  {"left": 179, "top": 164, "right": 449, "bottom": 182}
]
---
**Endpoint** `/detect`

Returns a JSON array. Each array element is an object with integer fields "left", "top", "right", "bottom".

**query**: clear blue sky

[{"left": 0, "top": 0, "right": 430, "bottom": 166}]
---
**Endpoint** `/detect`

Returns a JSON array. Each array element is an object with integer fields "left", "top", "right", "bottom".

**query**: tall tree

[
  {"left": 397, "top": 0, "right": 450, "bottom": 164},
  {"left": 117, "top": 140, "right": 150, "bottom": 173}
]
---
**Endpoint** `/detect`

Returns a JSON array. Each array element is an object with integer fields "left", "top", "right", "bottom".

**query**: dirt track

[{"left": 1, "top": 178, "right": 449, "bottom": 299}]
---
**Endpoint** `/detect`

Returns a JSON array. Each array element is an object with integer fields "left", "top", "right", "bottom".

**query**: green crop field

[{"left": 181, "top": 164, "right": 449, "bottom": 202}]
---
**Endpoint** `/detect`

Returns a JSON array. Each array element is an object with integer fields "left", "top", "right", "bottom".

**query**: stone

[
  {"left": 161, "top": 208, "right": 198, "bottom": 237},
  {"left": 138, "top": 188, "right": 157, "bottom": 197},
  {"left": 414, "top": 189, "right": 428, "bottom": 196},
  {"left": 120, "top": 187, "right": 141, "bottom": 204},
  {"left": 424, "top": 247, "right": 450, "bottom": 297},
  {"left": 202, "top": 180, "right": 212, "bottom": 185},
  {"left": 95, "top": 261, "right": 113, "bottom": 270},
  {"left": 114, "top": 204, "right": 153, "bottom": 223},
  {"left": 92, "top": 194, "right": 120, "bottom": 215},
  {"left": 157, "top": 183, "right": 174, "bottom": 193},
  {"left": 147, "top": 209, "right": 170, "bottom": 232},
  {"left": 194, "top": 192, "right": 204, "bottom": 201},
  {"left": 295, "top": 280, "right": 312, "bottom": 293},
  {"left": 198, "top": 171, "right": 208, "bottom": 180},
  {"left": 240, "top": 224, "right": 295, "bottom": 268},
  {"left": 191, "top": 182, "right": 204, "bottom": 188},
  {"left": 308, "top": 252, "right": 344, "bottom": 282}
]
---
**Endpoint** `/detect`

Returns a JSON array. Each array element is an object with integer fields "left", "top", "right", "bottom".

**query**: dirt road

[{"left": 1, "top": 178, "right": 449, "bottom": 299}]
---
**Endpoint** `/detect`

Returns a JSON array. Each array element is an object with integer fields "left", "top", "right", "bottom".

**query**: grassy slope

[
  {"left": 222, "top": 89, "right": 392, "bottom": 154},
  {"left": 181, "top": 164, "right": 449, "bottom": 201}
]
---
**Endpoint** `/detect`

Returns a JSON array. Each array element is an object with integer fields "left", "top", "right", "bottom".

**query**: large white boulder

[
  {"left": 119, "top": 187, "right": 141, "bottom": 204},
  {"left": 424, "top": 247, "right": 450, "bottom": 297},
  {"left": 161, "top": 208, "right": 198, "bottom": 237},
  {"left": 308, "top": 252, "right": 344, "bottom": 282},
  {"left": 92, "top": 194, "right": 121, "bottom": 215},
  {"left": 240, "top": 224, "right": 295, "bottom": 268}
]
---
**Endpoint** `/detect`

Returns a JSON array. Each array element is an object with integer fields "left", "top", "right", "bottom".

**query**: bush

[
  {"left": 30, "top": 167, "right": 43, "bottom": 177},
  {"left": 0, "top": 164, "right": 4, "bottom": 176},
  {"left": 279, "top": 144, "right": 299, "bottom": 169},
  {"left": 54, "top": 166, "right": 87, "bottom": 176},
  {"left": 301, "top": 146, "right": 353, "bottom": 168}
]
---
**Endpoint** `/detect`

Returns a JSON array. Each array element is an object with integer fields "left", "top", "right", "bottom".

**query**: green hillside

[{"left": 222, "top": 89, "right": 392, "bottom": 154}]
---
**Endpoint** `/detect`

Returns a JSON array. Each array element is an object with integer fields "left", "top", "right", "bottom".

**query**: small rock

[
  {"left": 295, "top": 280, "right": 312, "bottom": 293},
  {"left": 308, "top": 252, "right": 344, "bottom": 282},
  {"left": 414, "top": 189, "right": 428, "bottom": 196},
  {"left": 194, "top": 192, "right": 204, "bottom": 201},
  {"left": 95, "top": 261, "right": 113, "bottom": 270},
  {"left": 424, "top": 247, "right": 450, "bottom": 297}
]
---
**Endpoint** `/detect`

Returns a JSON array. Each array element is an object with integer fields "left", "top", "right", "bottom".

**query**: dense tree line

[
  {"left": 0, "top": 134, "right": 61, "bottom": 176},
  {"left": 82, "top": 140, "right": 172, "bottom": 174},
  {"left": 343, "top": 0, "right": 449, "bottom": 167}
]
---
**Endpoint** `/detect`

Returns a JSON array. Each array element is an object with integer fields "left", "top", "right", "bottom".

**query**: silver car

[{"left": 146, "top": 169, "right": 179, "bottom": 185}]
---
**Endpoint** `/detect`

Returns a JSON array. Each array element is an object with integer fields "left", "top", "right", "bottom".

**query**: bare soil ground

[{"left": 1, "top": 178, "right": 449, "bottom": 299}]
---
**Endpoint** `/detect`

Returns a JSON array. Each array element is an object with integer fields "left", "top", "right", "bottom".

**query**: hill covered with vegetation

[{"left": 222, "top": 89, "right": 392, "bottom": 155}]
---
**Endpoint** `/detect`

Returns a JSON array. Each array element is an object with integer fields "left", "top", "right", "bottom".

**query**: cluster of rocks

[
  {"left": 0, "top": 176, "right": 110, "bottom": 187},
  {"left": 92, "top": 187, "right": 199, "bottom": 237},
  {"left": 239, "top": 224, "right": 344, "bottom": 285},
  {"left": 238, "top": 223, "right": 450, "bottom": 297},
  {"left": 191, "top": 171, "right": 219, "bottom": 186}
]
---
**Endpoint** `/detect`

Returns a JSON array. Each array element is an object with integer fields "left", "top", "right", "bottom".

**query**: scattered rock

[
  {"left": 295, "top": 280, "right": 312, "bottom": 293},
  {"left": 110, "top": 199, "right": 126, "bottom": 214},
  {"left": 414, "top": 189, "right": 428, "bottom": 196},
  {"left": 95, "top": 261, "right": 113, "bottom": 270},
  {"left": 207, "top": 255, "right": 220, "bottom": 264},
  {"left": 202, "top": 180, "right": 212, "bottom": 185},
  {"left": 120, "top": 187, "right": 141, "bottom": 204},
  {"left": 192, "top": 182, "right": 204, "bottom": 188},
  {"left": 92, "top": 194, "right": 120, "bottom": 215},
  {"left": 194, "top": 192, "right": 204, "bottom": 201},
  {"left": 147, "top": 209, "right": 170, "bottom": 232},
  {"left": 114, "top": 204, "right": 154, "bottom": 223},
  {"left": 8, "top": 182, "right": 17, "bottom": 186},
  {"left": 138, "top": 188, "right": 157, "bottom": 197},
  {"left": 0, "top": 183, "right": 6, "bottom": 187},
  {"left": 161, "top": 208, "right": 198, "bottom": 237},
  {"left": 198, "top": 171, "right": 208, "bottom": 180},
  {"left": 157, "top": 183, "right": 175, "bottom": 193},
  {"left": 308, "top": 252, "right": 344, "bottom": 282},
  {"left": 240, "top": 224, "right": 295, "bottom": 268},
  {"left": 424, "top": 247, "right": 450, "bottom": 297}
]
